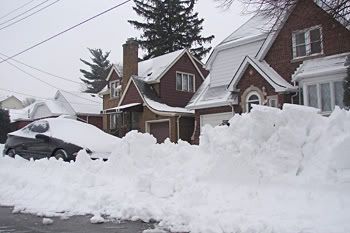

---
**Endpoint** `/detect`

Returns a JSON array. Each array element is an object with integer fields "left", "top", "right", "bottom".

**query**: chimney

[{"left": 122, "top": 38, "right": 138, "bottom": 92}]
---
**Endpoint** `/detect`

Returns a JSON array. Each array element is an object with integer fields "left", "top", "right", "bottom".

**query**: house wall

[
  {"left": 78, "top": 115, "right": 103, "bottom": 130},
  {"left": 235, "top": 65, "right": 293, "bottom": 112},
  {"left": 265, "top": 0, "right": 350, "bottom": 82},
  {"left": 159, "top": 53, "right": 206, "bottom": 108},
  {"left": 120, "top": 82, "right": 144, "bottom": 105},
  {"left": 193, "top": 106, "right": 233, "bottom": 144},
  {"left": 0, "top": 97, "right": 23, "bottom": 110}
]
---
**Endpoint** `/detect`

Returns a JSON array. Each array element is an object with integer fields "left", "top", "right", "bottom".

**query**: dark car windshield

[{"left": 23, "top": 121, "right": 50, "bottom": 133}]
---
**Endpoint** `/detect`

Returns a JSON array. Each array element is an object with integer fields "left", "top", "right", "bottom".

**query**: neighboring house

[
  {"left": 101, "top": 38, "right": 208, "bottom": 143},
  {"left": 187, "top": 0, "right": 350, "bottom": 144},
  {"left": 10, "top": 90, "right": 103, "bottom": 130},
  {"left": 0, "top": 95, "right": 24, "bottom": 110}
]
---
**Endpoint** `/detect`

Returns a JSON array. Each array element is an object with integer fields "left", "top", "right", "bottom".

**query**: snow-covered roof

[
  {"left": 292, "top": 53, "right": 350, "bottom": 82},
  {"left": 106, "top": 64, "right": 123, "bottom": 81},
  {"left": 228, "top": 56, "right": 297, "bottom": 92},
  {"left": 138, "top": 49, "right": 186, "bottom": 83},
  {"left": 219, "top": 14, "right": 273, "bottom": 47},
  {"left": 128, "top": 76, "right": 193, "bottom": 115},
  {"left": 9, "top": 104, "right": 32, "bottom": 122},
  {"left": 187, "top": 75, "right": 238, "bottom": 110},
  {"left": 56, "top": 90, "right": 102, "bottom": 115}
]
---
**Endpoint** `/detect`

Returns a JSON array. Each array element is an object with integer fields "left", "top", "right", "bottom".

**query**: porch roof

[{"left": 102, "top": 103, "right": 142, "bottom": 114}]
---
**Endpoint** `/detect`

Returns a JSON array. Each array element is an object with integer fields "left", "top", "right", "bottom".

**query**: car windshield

[{"left": 22, "top": 121, "right": 50, "bottom": 134}]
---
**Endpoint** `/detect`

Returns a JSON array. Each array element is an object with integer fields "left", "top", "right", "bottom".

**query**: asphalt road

[{"left": 0, "top": 206, "right": 160, "bottom": 233}]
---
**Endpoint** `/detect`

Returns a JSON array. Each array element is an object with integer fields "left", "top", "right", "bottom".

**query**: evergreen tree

[
  {"left": 80, "top": 48, "right": 111, "bottom": 93},
  {"left": 344, "top": 67, "right": 350, "bottom": 108},
  {"left": 0, "top": 109, "right": 11, "bottom": 144},
  {"left": 129, "top": 0, "right": 214, "bottom": 60}
]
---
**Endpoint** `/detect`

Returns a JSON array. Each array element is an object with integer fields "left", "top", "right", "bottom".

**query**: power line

[
  {"left": 0, "top": 0, "right": 51, "bottom": 26},
  {"left": 0, "top": 0, "right": 61, "bottom": 31},
  {"left": 0, "top": 51, "right": 82, "bottom": 85},
  {"left": 0, "top": 55, "right": 101, "bottom": 104},
  {"left": 0, "top": 0, "right": 132, "bottom": 65},
  {"left": 0, "top": 87, "right": 100, "bottom": 106},
  {"left": 0, "top": 0, "right": 36, "bottom": 21}
]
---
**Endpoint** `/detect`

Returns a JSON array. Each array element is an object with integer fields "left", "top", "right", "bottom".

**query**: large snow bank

[{"left": 0, "top": 104, "right": 349, "bottom": 233}]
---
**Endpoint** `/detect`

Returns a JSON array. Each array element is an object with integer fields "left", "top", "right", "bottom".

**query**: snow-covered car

[{"left": 3, "top": 117, "right": 120, "bottom": 161}]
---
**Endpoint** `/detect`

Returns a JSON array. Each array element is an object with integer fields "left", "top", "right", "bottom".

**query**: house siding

[
  {"left": 265, "top": 0, "right": 350, "bottom": 82},
  {"left": 120, "top": 82, "right": 144, "bottom": 106},
  {"left": 159, "top": 53, "right": 205, "bottom": 108},
  {"left": 78, "top": 115, "right": 103, "bottom": 130},
  {"left": 209, "top": 40, "right": 265, "bottom": 87}
]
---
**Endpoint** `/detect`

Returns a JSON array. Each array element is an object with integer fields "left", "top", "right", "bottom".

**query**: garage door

[
  {"left": 200, "top": 112, "right": 233, "bottom": 130},
  {"left": 149, "top": 121, "right": 170, "bottom": 143}
]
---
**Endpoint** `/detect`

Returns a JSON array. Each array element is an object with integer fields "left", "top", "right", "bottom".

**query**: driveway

[{"left": 0, "top": 206, "right": 160, "bottom": 233}]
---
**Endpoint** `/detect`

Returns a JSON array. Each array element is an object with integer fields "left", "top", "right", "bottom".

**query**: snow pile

[
  {"left": 0, "top": 104, "right": 350, "bottom": 233},
  {"left": 42, "top": 218, "right": 54, "bottom": 225}
]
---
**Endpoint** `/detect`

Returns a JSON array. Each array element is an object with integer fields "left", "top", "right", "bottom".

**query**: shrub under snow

[{"left": 0, "top": 104, "right": 349, "bottom": 233}]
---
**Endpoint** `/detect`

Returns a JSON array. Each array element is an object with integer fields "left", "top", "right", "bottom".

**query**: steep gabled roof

[
  {"left": 55, "top": 90, "right": 102, "bottom": 115},
  {"left": 119, "top": 76, "right": 193, "bottom": 116},
  {"left": 228, "top": 56, "right": 297, "bottom": 92},
  {"left": 137, "top": 49, "right": 205, "bottom": 83},
  {"left": 106, "top": 64, "right": 123, "bottom": 81}
]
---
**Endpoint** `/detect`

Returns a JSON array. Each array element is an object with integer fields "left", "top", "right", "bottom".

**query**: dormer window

[
  {"left": 110, "top": 80, "right": 121, "bottom": 98},
  {"left": 176, "top": 72, "right": 195, "bottom": 92},
  {"left": 292, "top": 26, "right": 323, "bottom": 59}
]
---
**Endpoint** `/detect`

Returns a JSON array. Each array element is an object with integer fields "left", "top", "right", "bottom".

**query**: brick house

[
  {"left": 187, "top": 0, "right": 350, "bottom": 144},
  {"left": 101, "top": 38, "right": 208, "bottom": 143}
]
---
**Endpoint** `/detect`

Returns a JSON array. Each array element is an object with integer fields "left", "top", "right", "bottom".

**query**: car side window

[{"left": 29, "top": 121, "right": 49, "bottom": 133}]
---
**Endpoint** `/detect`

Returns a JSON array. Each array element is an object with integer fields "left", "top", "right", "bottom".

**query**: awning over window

[{"left": 101, "top": 103, "right": 142, "bottom": 114}]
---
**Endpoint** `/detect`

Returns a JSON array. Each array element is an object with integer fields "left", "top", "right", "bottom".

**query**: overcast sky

[{"left": 0, "top": 0, "right": 250, "bottom": 101}]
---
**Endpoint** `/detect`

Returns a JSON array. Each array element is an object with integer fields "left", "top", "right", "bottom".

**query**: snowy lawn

[{"left": 0, "top": 104, "right": 349, "bottom": 233}]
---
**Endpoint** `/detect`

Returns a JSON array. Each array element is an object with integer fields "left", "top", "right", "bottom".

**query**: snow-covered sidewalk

[{"left": 0, "top": 104, "right": 349, "bottom": 233}]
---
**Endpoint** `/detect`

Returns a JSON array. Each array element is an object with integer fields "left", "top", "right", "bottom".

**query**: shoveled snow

[
  {"left": 42, "top": 218, "right": 54, "bottom": 225},
  {"left": 0, "top": 104, "right": 349, "bottom": 233},
  {"left": 90, "top": 214, "right": 105, "bottom": 224}
]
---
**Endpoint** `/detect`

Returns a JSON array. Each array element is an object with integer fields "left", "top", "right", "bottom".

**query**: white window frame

[
  {"left": 110, "top": 80, "right": 121, "bottom": 99},
  {"left": 303, "top": 77, "right": 344, "bottom": 114},
  {"left": 110, "top": 113, "right": 117, "bottom": 129},
  {"left": 292, "top": 25, "right": 323, "bottom": 59},
  {"left": 176, "top": 72, "right": 195, "bottom": 92},
  {"left": 245, "top": 91, "right": 262, "bottom": 112},
  {"left": 267, "top": 95, "right": 278, "bottom": 108}
]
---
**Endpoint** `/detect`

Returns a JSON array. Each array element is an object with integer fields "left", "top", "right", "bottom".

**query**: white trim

[
  {"left": 302, "top": 77, "right": 345, "bottom": 114},
  {"left": 176, "top": 71, "right": 196, "bottom": 92},
  {"left": 110, "top": 80, "right": 121, "bottom": 99},
  {"left": 106, "top": 65, "right": 122, "bottom": 81},
  {"left": 245, "top": 91, "right": 262, "bottom": 112},
  {"left": 291, "top": 25, "right": 324, "bottom": 60}
]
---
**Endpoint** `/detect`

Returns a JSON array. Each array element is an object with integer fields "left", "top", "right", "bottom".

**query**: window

[
  {"left": 267, "top": 96, "right": 278, "bottom": 108},
  {"left": 292, "top": 26, "right": 323, "bottom": 59},
  {"left": 110, "top": 80, "right": 121, "bottom": 98},
  {"left": 110, "top": 114, "right": 117, "bottom": 129},
  {"left": 246, "top": 92, "right": 261, "bottom": 112},
  {"left": 305, "top": 80, "right": 344, "bottom": 113},
  {"left": 24, "top": 121, "right": 49, "bottom": 133},
  {"left": 176, "top": 72, "right": 195, "bottom": 92}
]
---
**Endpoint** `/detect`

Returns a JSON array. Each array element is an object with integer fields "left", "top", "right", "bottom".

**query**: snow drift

[{"left": 0, "top": 104, "right": 350, "bottom": 233}]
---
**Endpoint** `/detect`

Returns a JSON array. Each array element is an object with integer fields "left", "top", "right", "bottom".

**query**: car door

[{"left": 25, "top": 120, "right": 53, "bottom": 159}]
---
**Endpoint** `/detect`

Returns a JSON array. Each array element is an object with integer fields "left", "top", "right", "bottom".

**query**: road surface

[{"left": 0, "top": 206, "right": 159, "bottom": 233}]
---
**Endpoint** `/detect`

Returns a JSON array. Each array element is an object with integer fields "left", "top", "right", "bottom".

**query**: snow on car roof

[{"left": 10, "top": 118, "right": 120, "bottom": 153}]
